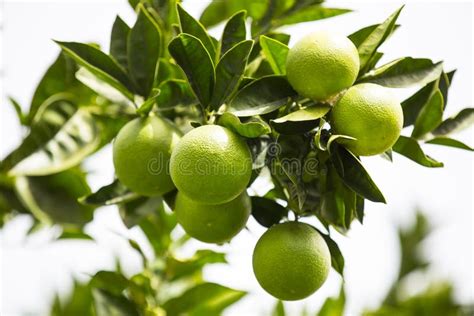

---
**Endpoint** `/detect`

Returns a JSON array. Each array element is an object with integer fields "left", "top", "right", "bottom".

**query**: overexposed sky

[{"left": 1, "top": 1, "right": 473, "bottom": 315}]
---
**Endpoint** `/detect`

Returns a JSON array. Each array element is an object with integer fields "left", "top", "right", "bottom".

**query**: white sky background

[{"left": 0, "top": 1, "right": 473, "bottom": 315}]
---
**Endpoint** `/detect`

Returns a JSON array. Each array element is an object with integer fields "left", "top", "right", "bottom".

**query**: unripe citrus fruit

[
  {"left": 113, "top": 115, "right": 181, "bottom": 196},
  {"left": 286, "top": 30, "right": 360, "bottom": 101},
  {"left": 174, "top": 191, "right": 251, "bottom": 244},
  {"left": 170, "top": 125, "right": 252, "bottom": 205},
  {"left": 252, "top": 222, "right": 331, "bottom": 301},
  {"left": 331, "top": 83, "right": 403, "bottom": 156}
]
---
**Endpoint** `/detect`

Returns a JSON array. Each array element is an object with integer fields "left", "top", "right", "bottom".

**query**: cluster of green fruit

[{"left": 112, "top": 30, "right": 404, "bottom": 301}]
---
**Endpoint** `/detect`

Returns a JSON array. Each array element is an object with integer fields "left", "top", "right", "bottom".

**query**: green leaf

[
  {"left": 136, "top": 92, "right": 158, "bottom": 116},
  {"left": 251, "top": 196, "right": 288, "bottom": 228},
  {"left": 156, "top": 79, "right": 196, "bottom": 109},
  {"left": 28, "top": 52, "right": 83, "bottom": 123},
  {"left": 163, "top": 282, "right": 246, "bottom": 316},
  {"left": 276, "top": 6, "right": 351, "bottom": 27},
  {"left": 433, "top": 108, "right": 474, "bottom": 136},
  {"left": 200, "top": 0, "right": 267, "bottom": 28},
  {"left": 412, "top": 90, "right": 444, "bottom": 139},
  {"left": 356, "top": 6, "right": 403, "bottom": 73},
  {"left": 128, "top": 5, "right": 162, "bottom": 97},
  {"left": 80, "top": 180, "right": 138, "bottom": 206},
  {"left": 271, "top": 104, "right": 330, "bottom": 135},
  {"left": 14, "top": 168, "right": 94, "bottom": 226},
  {"left": 75, "top": 67, "right": 134, "bottom": 107},
  {"left": 133, "top": 199, "right": 177, "bottom": 254},
  {"left": 401, "top": 79, "right": 438, "bottom": 127},
  {"left": 349, "top": 24, "right": 399, "bottom": 48},
  {"left": 50, "top": 281, "right": 94, "bottom": 316},
  {"left": 1, "top": 98, "right": 101, "bottom": 176},
  {"left": 331, "top": 146, "right": 386, "bottom": 203},
  {"left": 392, "top": 136, "right": 443, "bottom": 168},
  {"left": 273, "top": 104, "right": 330, "bottom": 123},
  {"left": 8, "top": 97, "right": 27, "bottom": 126},
  {"left": 317, "top": 285, "right": 346, "bottom": 316},
  {"left": 166, "top": 250, "right": 227, "bottom": 281},
  {"left": 210, "top": 40, "right": 254, "bottom": 110},
  {"left": 218, "top": 112, "right": 271, "bottom": 138},
  {"left": 55, "top": 41, "right": 133, "bottom": 93},
  {"left": 228, "top": 75, "right": 297, "bottom": 116},
  {"left": 220, "top": 11, "right": 247, "bottom": 56},
  {"left": 168, "top": 33, "right": 215, "bottom": 107},
  {"left": 93, "top": 289, "right": 139, "bottom": 316},
  {"left": 58, "top": 228, "right": 93, "bottom": 240},
  {"left": 90, "top": 271, "right": 131, "bottom": 296},
  {"left": 110, "top": 16, "right": 130, "bottom": 71},
  {"left": 259, "top": 35, "right": 289, "bottom": 75},
  {"left": 271, "top": 300, "right": 286, "bottom": 316},
  {"left": 177, "top": 3, "right": 216, "bottom": 62},
  {"left": 317, "top": 229, "right": 345, "bottom": 275},
  {"left": 425, "top": 137, "right": 473, "bottom": 151},
  {"left": 358, "top": 57, "right": 444, "bottom": 88}
]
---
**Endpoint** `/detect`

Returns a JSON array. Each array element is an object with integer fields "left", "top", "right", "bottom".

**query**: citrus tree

[{"left": 1, "top": 0, "right": 473, "bottom": 314}]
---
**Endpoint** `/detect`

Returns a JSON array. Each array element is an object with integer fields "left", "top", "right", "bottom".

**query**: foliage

[
  {"left": 1, "top": 0, "right": 473, "bottom": 314},
  {"left": 50, "top": 206, "right": 244, "bottom": 316}
]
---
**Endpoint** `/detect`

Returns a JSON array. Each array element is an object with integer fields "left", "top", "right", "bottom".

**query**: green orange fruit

[
  {"left": 170, "top": 125, "right": 252, "bottom": 205},
  {"left": 174, "top": 191, "right": 251, "bottom": 244},
  {"left": 113, "top": 115, "right": 181, "bottom": 196},
  {"left": 286, "top": 30, "right": 360, "bottom": 101},
  {"left": 331, "top": 83, "right": 404, "bottom": 156},
  {"left": 252, "top": 222, "right": 331, "bottom": 301}
]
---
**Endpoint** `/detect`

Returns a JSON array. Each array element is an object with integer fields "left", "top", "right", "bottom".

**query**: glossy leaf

[
  {"left": 15, "top": 168, "right": 94, "bottom": 226},
  {"left": 1, "top": 98, "right": 101, "bottom": 176},
  {"left": 55, "top": 41, "right": 133, "bottom": 93},
  {"left": 359, "top": 57, "right": 444, "bottom": 88},
  {"left": 128, "top": 5, "right": 162, "bottom": 97},
  {"left": 177, "top": 3, "right": 216, "bottom": 62},
  {"left": 110, "top": 16, "right": 130, "bottom": 71},
  {"left": 90, "top": 271, "right": 131, "bottom": 296},
  {"left": 28, "top": 52, "right": 83, "bottom": 123},
  {"left": 412, "top": 90, "right": 444, "bottom": 139},
  {"left": 8, "top": 97, "right": 27, "bottom": 126},
  {"left": 349, "top": 24, "right": 399, "bottom": 48},
  {"left": 317, "top": 285, "right": 346, "bottom": 316},
  {"left": 276, "top": 6, "right": 350, "bottom": 27},
  {"left": 218, "top": 112, "right": 270, "bottom": 138},
  {"left": 402, "top": 79, "right": 438, "bottom": 127},
  {"left": 433, "top": 108, "right": 474, "bottom": 136},
  {"left": 392, "top": 136, "right": 443, "bottom": 168},
  {"left": 156, "top": 79, "right": 196, "bottom": 109},
  {"left": 259, "top": 35, "right": 289, "bottom": 75},
  {"left": 58, "top": 229, "right": 93, "bottom": 240},
  {"left": 251, "top": 196, "right": 288, "bottom": 228},
  {"left": 166, "top": 250, "right": 227, "bottom": 281},
  {"left": 210, "top": 40, "right": 253, "bottom": 110},
  {"left": 425, "top": 137, "right": 473, "bottom": 151},
  {"left": 331, "top": 146, "right": 386, "bottom": 203},
  {"left": 163, "top": 282, "right": 246, "bottom": 316},
  {"left": 356, "top": 6, "right": 403, "bottom": 72},
  {"left": 227, "top": 75, "right": 297, "bottom": 116},
  {"left": 50, "top": 281, "right": 94, "bottom": 316},
  {"left": 271, "top": 301, "right": 286, "bottom": 316},
  {"left": 273, "top": 104, "right": 330, "bottom": 123},
  {"left": 75, "top": 67, "right": 134, "bottom": 106},
  {"left": 80, "top": 180, "right": 138, "bottom": 206},
  {"left": 318, "top": 230, "right": 345, "bottom": 275},
  {"left": 220, "top": 11, "right": 247, "bottom": 56},
  {"left": 168, "top": 33, "right": 215, "bottom": 107},
  {"left": 200, "top": 0, "right": 267, "bottom": 28},
  {"left": 93, "top": 290, "right": 139, "bottom": 316}
]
